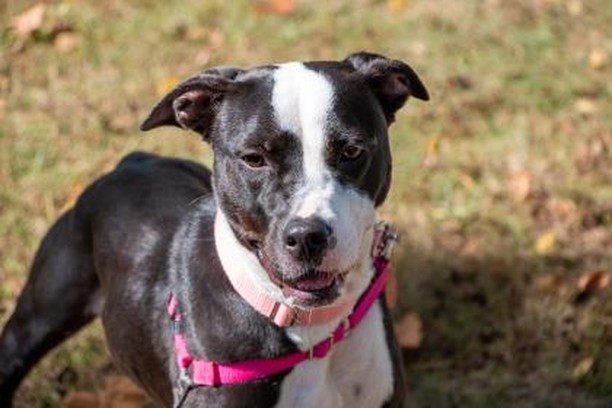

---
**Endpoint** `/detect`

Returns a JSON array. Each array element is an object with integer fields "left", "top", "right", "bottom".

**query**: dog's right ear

[
  {"left": 140, "top": 67, "right": 244, "bottom": 141},
  {"left": 344, "top": 51, "right": 429, "bottom": 125}
]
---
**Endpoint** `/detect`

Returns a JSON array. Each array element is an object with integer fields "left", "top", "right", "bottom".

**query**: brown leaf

[
  {"left": 507, "top": 170, "right": 531, "bottom": 203},
  {"left": 572, "top": 356, "right": 594, "bottom": 380},
  {"left": 574, "top": 98, "right": 598, "bottom": 116},
  {"left": 10, "top": 3, "right": 46, "bottom": 39},
  {"left": 576, "top": 271, "right": 610, "bottom": 291},
  {"left": 589, "top": 49, "right": 608, "bottom": 70},
  {"left": 62, "top": 391, "right": 100, "bottom": 408},
  {"left": 422, "top": 135, "right": 440, "bottom": 167},
  {"left": 100, "top": 376, "right": 147, "bottom": 408},
  {"left": 156, "top": 76, "right": 180, "bottom": 97},
  {"left": 394, "top": 312, "right": 423, "bottom": 349},
  {"left": 566, "top": 0, "right": 583, "bottom": 16},
  {"left": 254, "top": 0, "right": 297, "bottom": 16},
  {"left": 54, "top": 32, "right": 81, "bottom": 53},
  {"left": 574, "top": 271, "right": 610, "bottom": 304},
  {"left": 388, "top": 0, "right": 411, "bottom": 14},
  {"left": 60, "top": 183, "right": 84, "bottom": 212},
  {"left": 385, "top": 272, "right": 398, "bottom": 310}
]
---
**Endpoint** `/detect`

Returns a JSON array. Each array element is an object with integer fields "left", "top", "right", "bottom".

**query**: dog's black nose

[{"left": 283, "top": 217, "right": 334, "bottom": 261}]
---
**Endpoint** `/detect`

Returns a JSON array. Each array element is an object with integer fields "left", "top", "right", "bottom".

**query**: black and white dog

[{"left": 0, "top": 52, "right": 428, "bottom": 407}]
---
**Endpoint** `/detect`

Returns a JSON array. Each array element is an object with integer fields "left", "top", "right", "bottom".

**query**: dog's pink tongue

[{"left": 293, "top": 274, "right": 336, "bottom": 291}]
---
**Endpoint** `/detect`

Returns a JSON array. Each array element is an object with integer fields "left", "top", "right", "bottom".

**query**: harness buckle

[{"left": 374, "top": 222, "right": 398, "bottom": 261}]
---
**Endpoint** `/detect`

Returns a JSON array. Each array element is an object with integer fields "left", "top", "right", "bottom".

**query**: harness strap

[{"left": 167, "top": 222, "right": 396, "bottom": 388}]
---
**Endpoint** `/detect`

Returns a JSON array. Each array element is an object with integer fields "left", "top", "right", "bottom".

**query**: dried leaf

[
  {"left": 457, "top": 172, "right": 476, "bottom": 190},
  {"left": 388, "top": 0, "right": 410, "bottom": 14},
  {"left": 574, "top": 98, "right": 598, "bottom": 116},
  {"left": 577, "top": 271, "right": 610, "bottom": 291},
  {"left": 394, "top": 312, "right": 423, "bottom": 349},
  {"left": 62, "top": 391, "right": 100, "bottom": 408},
  {"left": 60, "top": 183, "right": 84, "bottom": 212},
  {"left": 572, "top": 356, "right": 594, "bottom": 379},
  {"left": 507, "top": 170, "right": 531, "bottom": 202},
  {"left": 254, "top": 0, "right": 297, "bottom": 16},
  {"left": 566, "top": 0, "right": 583, "bottom": 15},
  {"left": 10, "top": 3, "right": 46, "bottom": 39},
  {"left": 54, "top": 32, "right": 81, "bottom": 53},
  {"left": 589, "top": 49, "right": 608, "bottom": 70},
  {"left": 385, "top": 272, "right": 398, "bottom": 310},
  {"left": 422, "top": 135, "right": 440, "bottom": 167},
  {"left": 109, "top": 113, "right": 135, "bottom": 133},
  {"left": 101, "top": 376, "right": 147, "bottom": 408},
  {"left": 156, "top": 76, "right": 180, "bottom": 97},
  {"left": 534, "top": 231, "right": 556, "bottom": 255}
]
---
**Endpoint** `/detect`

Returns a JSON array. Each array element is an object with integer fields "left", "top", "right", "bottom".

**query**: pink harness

[{"left": 167, "top": 223, "right": 397, "bottom": 396}]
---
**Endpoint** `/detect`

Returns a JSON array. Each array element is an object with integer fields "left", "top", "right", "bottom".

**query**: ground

[{"left": 1, "top": 0, "right": 611, "bottom": 407}]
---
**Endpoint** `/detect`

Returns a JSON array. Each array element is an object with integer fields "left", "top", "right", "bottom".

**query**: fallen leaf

[
  {"left": 54, "top": 31, "right": 81, "bottom": 53},
  {"left": 109, "top": 113, "right": 135, "bottom": 133},
  {"left": 566, "top": 0, "right": 583, "bottom": 16},
  {"left": 572, "top": 356, "right": 594, "bottom": 380},
  {"left": 576, "top": 271, "right": 610, "bottom": 292},
  {"left": 394, "top": 312, "right": 423, "bottom": 349},
  {"left": 9, "top": 3, "right": 46, "bottom": 39},
  {"left": 61, "top": 376, "right": 147, "bottom": 408},
  {"left": 385, "top": 272, "right": 398, "bottom": 310},
  {"left": 62, "top": 391, "right": 100, "bottom": 408},
  {"left": 574, "top": 98, "right": 598, "bottom": 116},
  {"left": 589, "top": 49, "right": 608, "bottom": 70},
  {"left": 507, "top": 170, "right": 531, "bottom": 202},
  {"left": 60, "top": 183, "right": 84, "bottom": 212},
  {"left": 534, "top": 231, "right": 556, "bottom": 255},
  {"left": 156, "top": 76, "right": 180, "bottom": 97},
  {"left": 254, "top": 0, "right": 297, "bottom": 16},
  {"left": 101, "top": 376, "right": 147, "bottom": 408},
  {"left": 388, "top": 0, "right": 410, "bottom": 14},
  {"left": 422, "top": 135, "right": 440, "bottom": 167},
  {"left": 457, "top": 172, "right": 476, "bottom": 190}
]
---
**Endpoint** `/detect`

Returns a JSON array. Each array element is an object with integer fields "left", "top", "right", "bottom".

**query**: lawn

[{"left": 1, "top": 0, "right": 611, "bottom": 406}]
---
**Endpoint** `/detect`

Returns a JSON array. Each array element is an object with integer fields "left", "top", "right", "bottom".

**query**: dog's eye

[
  {"left": 241, "top": 153, "right": 267, "bottom": 169},
  {"left": 341, "top": 145, "right": 364, "bottom": 161}
]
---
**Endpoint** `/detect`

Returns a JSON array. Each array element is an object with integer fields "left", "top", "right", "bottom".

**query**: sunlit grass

[{"left": 2, "top": 0, "right": 611, "bottom": 406}]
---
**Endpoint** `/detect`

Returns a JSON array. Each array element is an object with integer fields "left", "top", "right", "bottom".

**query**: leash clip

[{"left": 374, "top": 222, "right": 398, "bottom": 261}]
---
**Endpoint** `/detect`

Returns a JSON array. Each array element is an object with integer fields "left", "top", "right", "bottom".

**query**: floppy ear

[
  {"left": 344, "top": 51, "right": 429, "bottom": 124},
  {"left": 140, "top": 67, "right": 244, "bottom": 141}
]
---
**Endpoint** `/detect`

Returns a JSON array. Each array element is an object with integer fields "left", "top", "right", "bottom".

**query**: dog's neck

[{"left": 214, "top": 210, "right": 374, "bottom": 350}]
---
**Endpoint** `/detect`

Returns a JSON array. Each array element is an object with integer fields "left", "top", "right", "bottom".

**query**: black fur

[{"left": 0, "top": 53, "right": 428, "bottom": 407}]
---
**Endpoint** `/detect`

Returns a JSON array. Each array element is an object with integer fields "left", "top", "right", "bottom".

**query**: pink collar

[{"left": 167, "top": 223, "right": 397, "bottom": 390}]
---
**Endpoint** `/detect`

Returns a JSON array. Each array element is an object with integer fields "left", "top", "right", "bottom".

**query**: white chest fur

[{"left": 276, "top": 302, "right": 394, "bottom": 408}]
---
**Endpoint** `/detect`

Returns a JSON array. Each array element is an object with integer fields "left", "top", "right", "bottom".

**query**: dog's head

[{"left": 142, "top": 52, "right": 428, "bottom": 309}]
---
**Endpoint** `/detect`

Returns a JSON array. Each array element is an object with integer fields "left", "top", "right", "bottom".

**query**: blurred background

[{"left": 1, "top": 0, "right": 611, "bottom": 406}]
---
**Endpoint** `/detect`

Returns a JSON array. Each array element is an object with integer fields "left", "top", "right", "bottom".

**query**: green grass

[{"left": 2, "top": 0, "right": 611, "bottom": 406}]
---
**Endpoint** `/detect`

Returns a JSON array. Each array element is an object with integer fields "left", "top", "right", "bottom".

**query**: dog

[{"left": 0, "top": 52, "right": 428, "bottom": 407}]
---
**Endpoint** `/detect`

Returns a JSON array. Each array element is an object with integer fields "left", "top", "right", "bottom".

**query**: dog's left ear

[
  {"left": 140, "top": 67, "right": 244, "bottom": 141},
  {"left": 344, "top": 51, "right": 429, "bottom": 124}
]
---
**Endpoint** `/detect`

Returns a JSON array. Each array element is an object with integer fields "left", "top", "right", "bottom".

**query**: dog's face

[{"left": 142, "top": 52, "right": 428, "bottom": 308}]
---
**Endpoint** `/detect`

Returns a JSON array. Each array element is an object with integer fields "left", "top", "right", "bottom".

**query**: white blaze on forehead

[
  {"left": 272, "top": 62, "right": 334, "bottom": 185},
  {"left": 272, "top": 63, "right": 376, "bottom": 274}
]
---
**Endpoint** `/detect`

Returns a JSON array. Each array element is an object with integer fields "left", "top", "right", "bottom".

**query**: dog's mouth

[{"left": 257, "top": 250, "right": 346, "bottom": 306}]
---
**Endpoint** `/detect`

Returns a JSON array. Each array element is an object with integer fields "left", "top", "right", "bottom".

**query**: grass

[{"left": 2, "top": 0, "right": 611, "bottom": 406}]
